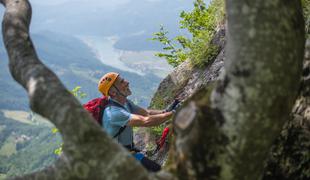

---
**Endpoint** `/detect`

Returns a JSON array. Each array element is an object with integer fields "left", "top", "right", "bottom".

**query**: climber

[{"left": 97, "top": 72, "right": 180, "bottom": 172}]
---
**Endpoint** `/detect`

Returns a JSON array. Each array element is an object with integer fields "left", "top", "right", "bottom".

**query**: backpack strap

[
  {"left": 107, "top": 99, "right": 131, "bottom": 139},
  {"left": 113, "top": 126, "right": 127, "bottom": 138},
  {"left": 98, "top": 97, "right": 109, "bottom": 126}
]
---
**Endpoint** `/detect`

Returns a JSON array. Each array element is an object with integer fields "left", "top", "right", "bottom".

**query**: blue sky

[{"left": 29, "top": 0, "right": 161, "bottom": 6}]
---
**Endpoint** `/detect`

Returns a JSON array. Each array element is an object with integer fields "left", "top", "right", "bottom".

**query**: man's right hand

[{"left": 163, "top": 99, "right": 181, "bottom": 113}]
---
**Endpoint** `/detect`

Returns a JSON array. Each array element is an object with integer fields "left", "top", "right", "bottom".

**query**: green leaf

[{"left": 52, "top": 128, "right": 59, "bottom": 134}]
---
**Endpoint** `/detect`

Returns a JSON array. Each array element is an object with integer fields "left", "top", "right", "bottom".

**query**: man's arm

[
  {"left": 144, "top": 99, "right": 181, "bottom": 115},
  {"left": 128, "top": 99, "right": 180, "bottom": 116},
  {"left": 133, "top": 106, "right": 165, "bottom": 116},
  {"left": 127, "top": 111, "right": 173, "bottom": 127},
  {"left": 147, "top": 109, "right": 165, "bottom": 115}
]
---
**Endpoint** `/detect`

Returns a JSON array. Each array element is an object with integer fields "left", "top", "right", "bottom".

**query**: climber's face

[{"left": 113, "top": 76, "right": 132, "bottom": 97}]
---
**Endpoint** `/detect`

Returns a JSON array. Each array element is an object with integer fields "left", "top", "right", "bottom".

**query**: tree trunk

[
  {"left": 262, "top": 39, "right": 310, "bottom": 180},
  {"left": 172, "top": 0, "right": 305, "bottom": 180}
]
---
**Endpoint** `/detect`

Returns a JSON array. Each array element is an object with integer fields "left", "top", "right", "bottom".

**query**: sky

[
  {"left": 29, "top": 0, "right": 159, "bottom": 6},
  {"left": 0, "top": 0, "right": 202, "bottom": 51},
  {"left": 26, "top": 0, "right": 192, "bottom": 36}
]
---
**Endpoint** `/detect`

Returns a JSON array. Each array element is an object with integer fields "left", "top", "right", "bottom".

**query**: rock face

[
  {"left": 149, "top": 27, "right": 226, "bottom": 110},
  {"left": 134, "top": 27, "right": 226, "bottom": 164},
  {"left": 144, "top": 26, "right": 309, "bottom": 177}
]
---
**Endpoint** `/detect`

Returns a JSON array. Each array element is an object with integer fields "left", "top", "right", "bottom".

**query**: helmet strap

[{"left": 112, "top": 84, "right": 127, "bottom": 98}]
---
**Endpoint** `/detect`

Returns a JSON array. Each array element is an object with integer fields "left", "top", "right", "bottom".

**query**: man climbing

[{"left": 97, "top": 72, "right": 179, "bottom": 172}]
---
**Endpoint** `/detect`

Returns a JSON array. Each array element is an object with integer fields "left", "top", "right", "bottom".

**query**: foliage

[
  {"left": 152, "top": 0, "right": 225, "bottom": 67},
  {"left": 151, "top": 124, "right": 166, "bottom": 137},
  {"left": 71, "top": 86, "right": 87, "bottom": 99},
  {"left": 151, "top": 25, "right": 188, "bottom": 67},
  {"left": 54, "top": 144, "right": 63, "bottom": 156},
  {"left": 51, "top": 127, "right": 59, "bottom": 134}
]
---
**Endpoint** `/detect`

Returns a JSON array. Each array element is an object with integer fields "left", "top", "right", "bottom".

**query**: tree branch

[{"left": 0, "top": 0, "right": 155, "bottom": 179}]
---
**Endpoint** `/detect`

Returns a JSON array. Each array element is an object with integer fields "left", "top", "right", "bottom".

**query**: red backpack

[{"left": 83, "top": 96, "right": 109, "bottom": 125}]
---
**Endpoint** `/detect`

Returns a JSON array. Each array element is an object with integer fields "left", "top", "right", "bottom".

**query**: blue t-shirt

[{"left": 102, "top": 98, "right": 140, "bottom": 146}]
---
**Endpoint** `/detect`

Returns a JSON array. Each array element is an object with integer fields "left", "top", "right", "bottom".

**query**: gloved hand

[
  {"left": 171, "top": 102, "right": 182, "bottom": 113},
  {"left": 163, "top": 99, "right": 181, "bottom": 113}
]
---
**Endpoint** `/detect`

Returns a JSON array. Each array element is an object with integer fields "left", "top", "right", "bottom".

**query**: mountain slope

[{"left": 0, "top": 111, "right": 61, "bottom": 177}]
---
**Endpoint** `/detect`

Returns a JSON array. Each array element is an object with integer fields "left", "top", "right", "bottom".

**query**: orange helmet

[{"left": 98, "top": 72, "right": 119, "bottom": 96}]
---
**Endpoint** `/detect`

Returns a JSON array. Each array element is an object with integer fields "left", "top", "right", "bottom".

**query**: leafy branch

[
  {"left": 152, "top": 0, "right": 224, "bottom": 67},
  {"left": 151, "top": 25, "right": 188, "bottom": 67}
]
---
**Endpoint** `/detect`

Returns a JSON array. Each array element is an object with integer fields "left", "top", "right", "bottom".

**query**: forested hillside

[{"left": 0, "top": 112, "right": 60, "bottom": 177}]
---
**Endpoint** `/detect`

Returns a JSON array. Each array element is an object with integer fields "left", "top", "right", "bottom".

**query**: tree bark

[
  {"left": 213, "top": 0, "right": 305, "bottom": 179},
  {"left": 172, "top": 0, "right": 305, "bottom": 180},
  {"left": 0, "top": 0, "right": 154, "bottom": 179},
  {"left": 262, "top": 39, "right": 310, "bottom": 180}
]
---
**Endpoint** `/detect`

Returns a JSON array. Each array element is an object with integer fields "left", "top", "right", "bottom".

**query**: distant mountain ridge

[{"left": 0, "top": 31, "right": 162, "bottom": 110}]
